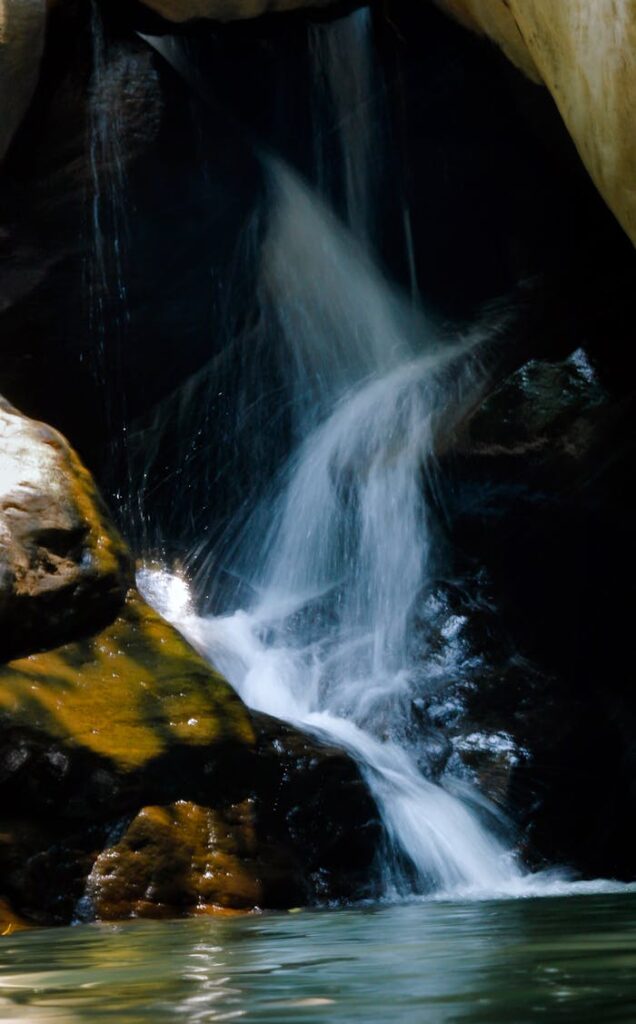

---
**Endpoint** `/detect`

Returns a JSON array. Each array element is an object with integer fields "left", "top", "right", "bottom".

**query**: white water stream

[
  {"left": 140, "top": 165, "right": 528, "bottom": 896},
  {"left": 136, "top": 9, "right": 631, "bottom": 900}
]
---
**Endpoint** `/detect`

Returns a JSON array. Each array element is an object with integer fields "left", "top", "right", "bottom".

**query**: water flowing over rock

[{"left": 433, "top": 0, "right": 636, "bottom": 245}]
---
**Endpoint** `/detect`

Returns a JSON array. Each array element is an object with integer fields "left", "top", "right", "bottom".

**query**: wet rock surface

[
  {"left": 0, "top": 590, "right": 381, "bottom": 923},
  {"left": 138, "top": 0, "right": 338, "bottom": 22},
  {"left": 428, "top": 348, "right": 636, "bottom": 878},
  {"left": 0, "top": 409, "right": 381, "bottom": 926}
]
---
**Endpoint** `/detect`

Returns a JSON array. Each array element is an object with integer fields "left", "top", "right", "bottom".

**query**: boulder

[
  {"left": 85, "top": 800, "right": 278, "bottom": 919},
  {"left": 0, "top": 397, "right": 133, "bottom": 660},
  {"left": 432, "top": 0, "right": 636, "bottom": 245},
  {"left": 0, "top": 0, "right": 46, "bottom": 161},
  {"left": 1, "top": 403, "right": 380, "bottom": 924},
  {"left": 0, "top": 587, "right": 380, "bottom": 923},
  {"left": 1, "top": 625, "right": 380, "bottom": 923}
]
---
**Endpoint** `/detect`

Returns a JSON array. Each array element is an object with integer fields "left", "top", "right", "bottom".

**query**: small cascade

[{"left": 141, "top": 165, "right": 523, "bottom": 895}]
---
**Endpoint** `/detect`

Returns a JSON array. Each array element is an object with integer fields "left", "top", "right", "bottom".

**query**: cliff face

[{"left": 433, "top": 0, "right": 636, "bottom": 246}]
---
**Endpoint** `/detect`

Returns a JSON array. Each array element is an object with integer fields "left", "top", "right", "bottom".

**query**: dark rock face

[{"left": 429, "top": 349, "right": 636, "bottom": 879}]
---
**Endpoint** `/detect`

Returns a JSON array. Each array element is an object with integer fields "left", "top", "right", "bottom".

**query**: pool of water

[{"left": 1, "top": 893, "right": 635, "bottom": 1023}]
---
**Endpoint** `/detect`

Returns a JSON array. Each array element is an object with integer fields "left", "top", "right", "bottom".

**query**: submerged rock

[{"left": 0, "top": 406, "right": 381, "bottom": 926}]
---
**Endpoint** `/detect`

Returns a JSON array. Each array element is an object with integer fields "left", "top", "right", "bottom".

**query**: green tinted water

[{"left": 1, "top": 894, "right": 635, "bottom": 1023}]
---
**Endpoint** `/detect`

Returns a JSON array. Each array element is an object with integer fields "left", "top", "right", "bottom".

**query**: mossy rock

[
  {"left": 0, "top": 587, "right": 254, "bottom": 774},
  {"left": 0, "top": 587, "right": 381, "bottom": 924},
  {"left": 1, "top": 400, "right": 381, "bottom": 926}
]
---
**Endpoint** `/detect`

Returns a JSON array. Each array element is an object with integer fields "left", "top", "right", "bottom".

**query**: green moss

[{"left": 0, "top": 589, "right": 255, "bottom": 770}]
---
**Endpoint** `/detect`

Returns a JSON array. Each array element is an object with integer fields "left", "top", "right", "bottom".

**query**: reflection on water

[{"left": 1, "top": 894, "right": 635, "bottom": 1022}]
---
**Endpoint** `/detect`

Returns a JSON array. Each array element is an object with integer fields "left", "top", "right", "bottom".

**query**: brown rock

[
  {"left": 432, "top": 0, "right": 636, "bottom": 245},
  {"left": 0, "top": 397, "right": 133, "bottom": 658},
  {"left": 87, "top": 800, "right": 270, "bottom": 918}
]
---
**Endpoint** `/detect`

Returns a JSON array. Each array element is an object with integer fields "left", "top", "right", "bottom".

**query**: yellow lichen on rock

[
  {"left": 433, "top": 0, "right": 636, "bottom": 245},
  {"left": 87, "top": 800, "right": 263, "bottom": 918},
  {"left": 0, "top": 589, "right": 255, "bottom": 770}
]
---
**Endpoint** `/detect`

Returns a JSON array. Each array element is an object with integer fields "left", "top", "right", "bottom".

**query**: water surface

[{"left": 2, "top": 893, "right": 635, "bottom": 1022}]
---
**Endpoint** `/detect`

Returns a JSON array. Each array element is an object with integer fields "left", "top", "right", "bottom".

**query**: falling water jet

[{"left": 140, "top": 163, "right": 527, "bottom": 897}]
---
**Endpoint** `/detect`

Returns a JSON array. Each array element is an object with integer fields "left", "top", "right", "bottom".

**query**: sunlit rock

[
  {"left": 86, "top": 800, "right": 274, "bottom": 918},
  {"left": 0, "top": 397, "right": 133, "bottom": 660},
  {"left": 433, "top": 0, "right": 636, "bottom": 245}
]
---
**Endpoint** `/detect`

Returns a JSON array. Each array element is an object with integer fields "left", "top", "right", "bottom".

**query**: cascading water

[
  {"left": 137, "top": 6, "right": 622, "bottom": 899},
  {"left": 309, "top": 6, "right": 380, "bottom": 247},
  {"left": 134, "top": 6, "right": 531, "bottom": 896},
  {"left": 140, "top": 161, "right": 523, "bottom": 895}
]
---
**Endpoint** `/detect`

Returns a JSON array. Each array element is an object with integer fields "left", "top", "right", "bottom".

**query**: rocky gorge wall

[
  {"left": 432, "top": 0, "right": 636, "bottom": 246},
  {"left": 1, "top": 0, "right": 636, "bottom": 928}
]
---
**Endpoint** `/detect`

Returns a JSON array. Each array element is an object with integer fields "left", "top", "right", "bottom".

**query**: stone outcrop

[
  {"left": 86, "top": 800, "right": 279, "bottom": 918},
  {"left": 0, "top": 0, "right": 46, "bottom": 161},
  {"left": 0, "top": 402, "right": 381, "bottom": 926},
  {"left": 0, "top": 398, "right": 133, "bottom": 660},
  {"left": 432, "top": 0, "right": 636, "bottom": 245}
]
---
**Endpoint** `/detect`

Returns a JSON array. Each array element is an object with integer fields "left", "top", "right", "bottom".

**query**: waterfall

[
  {"left": 309, "top": 7, "right": 380, "bottom": 247},
  {"left": 140, "top": 161, "right": 524, "bottom": 895},
  {"left": 137, "top": 8, "right": 531, "bottom": 896}
]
